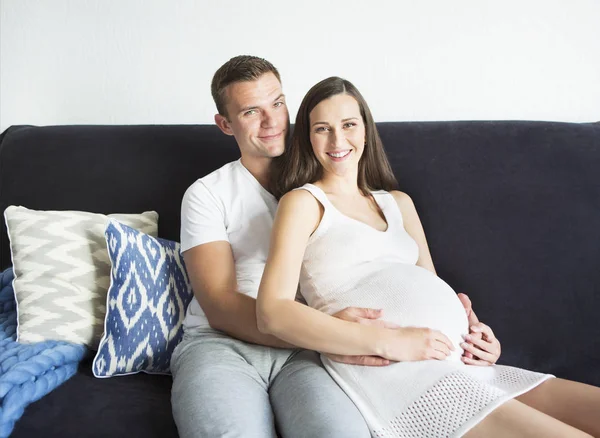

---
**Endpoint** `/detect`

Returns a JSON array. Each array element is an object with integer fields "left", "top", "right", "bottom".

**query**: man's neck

[{"left": 240, "top": 156, "right": 272, "bottom": 190}]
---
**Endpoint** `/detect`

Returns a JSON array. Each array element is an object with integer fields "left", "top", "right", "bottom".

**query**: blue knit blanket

[{"left": 0, "top": 268, "right": 87, "bottom": 437}]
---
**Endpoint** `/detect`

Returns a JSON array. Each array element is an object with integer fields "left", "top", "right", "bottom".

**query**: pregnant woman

[{"left": 256, "top": 76, "right": 600, "bottom": 437}]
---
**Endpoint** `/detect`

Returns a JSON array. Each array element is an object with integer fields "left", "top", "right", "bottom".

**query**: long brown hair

[{"left": 271, "top": 77, "right": 398, "bottom": 200}]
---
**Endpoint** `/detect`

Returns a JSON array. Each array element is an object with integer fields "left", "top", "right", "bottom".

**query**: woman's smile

[{"left": 326, "top": 149, "right": 352, "bottom": 161}]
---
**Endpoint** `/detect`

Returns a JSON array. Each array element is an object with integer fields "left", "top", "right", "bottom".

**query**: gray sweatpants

[{"left": 170, "top": 328, "right": 370, "bottom": 438}]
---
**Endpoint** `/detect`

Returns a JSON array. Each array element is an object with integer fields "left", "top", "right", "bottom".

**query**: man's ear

[{"left": 215, "top": 114, "right": 234, "bottom": 136}]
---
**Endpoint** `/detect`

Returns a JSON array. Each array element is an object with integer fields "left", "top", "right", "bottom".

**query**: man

[{"left": 170, "top": 55, "right": 498, "bottom": 438}]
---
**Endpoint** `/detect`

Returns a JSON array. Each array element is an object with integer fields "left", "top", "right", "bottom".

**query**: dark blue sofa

[{"left": 0, "top": 122, "right": 598, "bottom": 437}]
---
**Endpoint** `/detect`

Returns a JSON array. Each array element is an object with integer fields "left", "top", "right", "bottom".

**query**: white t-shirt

[{"left": 180, "top": 159, "right": 278, "bottom": 330}]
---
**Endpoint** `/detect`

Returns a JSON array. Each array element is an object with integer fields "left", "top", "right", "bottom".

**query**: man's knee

[
  {"left": 271, "top": 350, "right": 370, "bottom": 438},
  {"left": 172, "top": 372, "right": 276, "bottom": 438},
  {"left": 171, "top": 342, "right": 276, "bottom": 438}
]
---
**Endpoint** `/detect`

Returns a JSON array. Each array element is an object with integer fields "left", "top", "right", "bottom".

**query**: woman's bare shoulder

[
  {"left": 278, "top": 189, "right": 322, "bottom": 217},
  {"left": 276, "top": 189, "right": 323, "bottom": 235},
  {"left": 388, "top": 190, "right": 413, "bottom": 206},
  {"left": 389, "top": 191, "right": 421, "bottom": 219}
]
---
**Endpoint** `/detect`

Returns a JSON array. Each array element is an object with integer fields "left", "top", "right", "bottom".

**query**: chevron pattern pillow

[
  {"left": 4, "top": 206, "right": 158, "bottom": 349},
  {"left": 93, "top": 219, "right": 193, "bottom": 377}
]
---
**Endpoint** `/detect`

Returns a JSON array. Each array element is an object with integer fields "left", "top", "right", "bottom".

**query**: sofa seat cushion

[{"left": 11, "top": 358, "right": 178, "bottom": 438}]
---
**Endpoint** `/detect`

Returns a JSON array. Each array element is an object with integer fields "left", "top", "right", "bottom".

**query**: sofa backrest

[
  {"left": 1, "top": 121, "right": 599, "bottom": 385},
  {"left": 0, "top": 124, "right": 239, "bottom": 269}
]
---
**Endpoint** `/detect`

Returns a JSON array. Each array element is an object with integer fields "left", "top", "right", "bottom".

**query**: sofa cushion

[
  {"left": 4, "top": 206, "right": 158, "bottom": 349},
  {"left": 93, "top": 220, "right": 193, "bottom": 377}
]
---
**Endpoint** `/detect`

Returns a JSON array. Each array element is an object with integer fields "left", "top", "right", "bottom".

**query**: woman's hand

[
  {"left": 457, "top": 293, "right": 501, "bottom": 366},
  {"left": 378, "top": 327, "right": 455, "bottom": 362},
  {"left": 460, "top": 322, "right": 501, "bottom": 366},
  {"left": 457, "top": 293, "right": 480, "bottom": 360}
]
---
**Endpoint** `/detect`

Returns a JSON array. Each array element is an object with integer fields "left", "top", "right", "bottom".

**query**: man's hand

[
  {"left": 457, "top": 293, "right": 501, "bottom": 366},
  {"left": 324, "top": 307, "right": 399, "bottom": 366}
]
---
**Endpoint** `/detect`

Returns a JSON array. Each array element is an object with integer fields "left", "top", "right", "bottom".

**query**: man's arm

[
  {"left": 182, "top": 182, "right": 394, "bottom": 362},
  {"left": 184, "top": 241, "right": 292, "bottom": 348},
  {"left": 185, "top": 242, "right": 395, "bottom": 366}
]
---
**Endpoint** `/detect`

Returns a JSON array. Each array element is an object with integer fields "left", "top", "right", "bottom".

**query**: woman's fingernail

[
  {"left": 464, "top": 334, "right": 471, "bottom": 341},
  {"left": 460, "top": 342, "right": 467, "bottom": 348}
]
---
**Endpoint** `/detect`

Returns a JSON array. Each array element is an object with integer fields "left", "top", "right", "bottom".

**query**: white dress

[{"left": 296, "top": 184, "right": 552, "bottom": 438}]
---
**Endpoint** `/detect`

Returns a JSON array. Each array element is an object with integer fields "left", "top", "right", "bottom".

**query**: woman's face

[{"left": 308, "top": 93, "right": 366, "bottom": 178}]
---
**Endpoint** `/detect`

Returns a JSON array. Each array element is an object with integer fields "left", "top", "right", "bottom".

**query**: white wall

[{"left": 1, "top": 0, "right": 599, "bottom": 132}]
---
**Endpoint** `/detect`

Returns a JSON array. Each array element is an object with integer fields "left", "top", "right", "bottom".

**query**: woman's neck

[{"left": 317, "top": 171, "right": 362, "bottom": 196}]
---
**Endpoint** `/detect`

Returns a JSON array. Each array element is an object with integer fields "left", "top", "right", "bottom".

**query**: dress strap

[
  {"left": 291, "top": 184, "right": 333, "bottom": 241},
  {"left": 292, "top": 183, "right": 333, "bottom": 209},
  {"left": 371, "top": 191, "right": 405, "bottom": 228}
]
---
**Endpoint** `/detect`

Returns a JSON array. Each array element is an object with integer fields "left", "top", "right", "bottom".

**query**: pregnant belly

[{"left": 317, "top": 264, "right": 470, "bottom": 362}]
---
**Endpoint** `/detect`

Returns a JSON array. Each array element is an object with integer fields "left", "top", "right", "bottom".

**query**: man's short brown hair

[{"left": 211, "top": 55, "right": 281, "bottom": 118}]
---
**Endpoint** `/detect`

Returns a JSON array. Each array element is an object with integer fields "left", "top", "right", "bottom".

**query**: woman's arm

[
  {"left": 390, "top": 191, "right": 437, "bottom": 274},
  {"left": 257, "top": 190, "right": 455, "bottom": 361},
  {"left": 256, "top": 190, "right": 386, "bottom": 356}
]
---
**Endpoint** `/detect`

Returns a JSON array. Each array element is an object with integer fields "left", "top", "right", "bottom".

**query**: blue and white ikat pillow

[{"left": 93, "top": 219, "right": 193, "bottom": 377}]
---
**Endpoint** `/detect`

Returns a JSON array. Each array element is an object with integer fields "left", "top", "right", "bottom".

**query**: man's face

[{"left": 216, "top": 72, "right": 289, "bottom": 160}]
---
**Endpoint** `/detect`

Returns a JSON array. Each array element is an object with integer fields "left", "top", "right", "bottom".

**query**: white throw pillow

[{"left": 4, "top": 206, "right": 158, "bottom": 349}]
